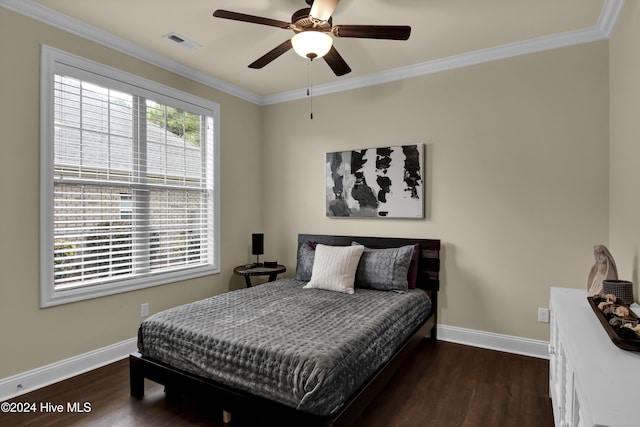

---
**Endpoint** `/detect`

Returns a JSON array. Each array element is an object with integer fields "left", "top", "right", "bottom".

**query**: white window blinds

[{"left": 41, "top": 46, "right": 220, "bottom": 307}]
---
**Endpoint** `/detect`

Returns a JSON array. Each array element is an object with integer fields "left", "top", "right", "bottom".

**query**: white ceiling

[{"left": 5, "top": 0, "right": 621, "bottom": 103}]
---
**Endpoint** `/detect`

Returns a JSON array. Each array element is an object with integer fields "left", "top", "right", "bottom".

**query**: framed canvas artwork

[{"left": 326, "top": 144, "right": 424, "bottom": 218}]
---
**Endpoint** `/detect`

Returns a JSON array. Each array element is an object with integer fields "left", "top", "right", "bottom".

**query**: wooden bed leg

[
  {"left": 223, "top": 410, "right": 232, "bottom": 423},
  {"left": 129, "top": 354, "right": 144, "bottom": 398}
]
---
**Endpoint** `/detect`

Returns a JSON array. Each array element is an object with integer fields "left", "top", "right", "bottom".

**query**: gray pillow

[
  {"left": 295, "top": 242, "right": 315, "bottom": 281},
  {"left": 352, "top": 243, "right": 414, "bottom": 293}
]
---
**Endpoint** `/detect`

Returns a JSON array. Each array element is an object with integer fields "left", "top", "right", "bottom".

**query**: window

[{"left": 40, "top": 46, "right": 220, "bottom": 307}]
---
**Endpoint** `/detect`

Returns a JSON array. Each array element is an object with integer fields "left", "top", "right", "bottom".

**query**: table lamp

[{"left": 251, "top": 233, "right": 264, "bottom": 267}]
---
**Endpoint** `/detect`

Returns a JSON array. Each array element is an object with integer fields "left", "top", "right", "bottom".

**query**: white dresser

[{"left": 549, "top": 287, "right": 640, "bottom": 427}]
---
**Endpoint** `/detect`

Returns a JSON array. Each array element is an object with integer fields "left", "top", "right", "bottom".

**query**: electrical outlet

[
  {"left": 141, "top": 303, "right": 149, "bottom": 317},
  {"left": 538, "top": 307, "right": 549, "bottom": 323}
]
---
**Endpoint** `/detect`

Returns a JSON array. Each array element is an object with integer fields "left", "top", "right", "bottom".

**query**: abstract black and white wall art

[{"left": 326, "top": 144, "right": 424, "bottom": 218}]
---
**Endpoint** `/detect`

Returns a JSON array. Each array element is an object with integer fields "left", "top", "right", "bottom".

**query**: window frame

[{"left": 40, "top": 45, "right": 221, "bottom": 307}]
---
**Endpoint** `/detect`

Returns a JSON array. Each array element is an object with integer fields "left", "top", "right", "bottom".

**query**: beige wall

[
  {"left": 609, "top": 1, "right": 640, "bottom": 301},
  {"left": 262, "top": 42, "right": 610, "bottom": 341},
  {"left": 0, "top": 9, "right": 263, "bottom": 378},
  {"left": 0, "top": 3, "right": 627, "bottom": 380}
]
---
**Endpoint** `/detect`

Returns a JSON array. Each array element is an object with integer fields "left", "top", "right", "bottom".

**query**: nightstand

[{"left": 233, "top": 264, "right": 286, "bottom": 288}]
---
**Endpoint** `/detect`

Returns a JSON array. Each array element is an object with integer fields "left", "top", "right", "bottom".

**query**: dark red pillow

[{"left": 407, "top": 244, "right": 420, "bottom": 289}]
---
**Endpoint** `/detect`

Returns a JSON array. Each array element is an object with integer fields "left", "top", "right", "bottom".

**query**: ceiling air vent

[{"left": 162, "top": 32, "right": 201, "bottom": 50}]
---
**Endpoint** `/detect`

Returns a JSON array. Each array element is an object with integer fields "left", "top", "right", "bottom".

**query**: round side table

[{"left": 233, "top": 264, "right": 286, "bottom": 288}]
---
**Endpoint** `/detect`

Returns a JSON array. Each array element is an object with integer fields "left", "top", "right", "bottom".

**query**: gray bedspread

[{"left": 137, "top": 278, "right": 431, "bottom": 416}]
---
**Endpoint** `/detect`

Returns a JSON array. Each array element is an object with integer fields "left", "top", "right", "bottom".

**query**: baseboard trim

[
  {"left": 437, "top": 324, "right": 550, "bottom": 359},
  {"left": 0, "top": 337, "right": 137, "bottom": 402},
  {"left": 1, "top": 325, "right": 549, "bottom": 402}
]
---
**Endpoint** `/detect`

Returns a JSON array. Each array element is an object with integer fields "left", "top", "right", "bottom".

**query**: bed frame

[{"left": 130, "top": 234, "right": 441, "bottom": 426}]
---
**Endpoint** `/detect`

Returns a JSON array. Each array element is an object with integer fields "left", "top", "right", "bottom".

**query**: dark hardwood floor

[{"left": 1, "top": 341, "right": 553, "bottom": 427}]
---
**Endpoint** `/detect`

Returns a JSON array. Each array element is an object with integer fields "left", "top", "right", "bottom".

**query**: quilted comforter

[{"left": 137, "top": 278, "right": 431, "bottom": 416}]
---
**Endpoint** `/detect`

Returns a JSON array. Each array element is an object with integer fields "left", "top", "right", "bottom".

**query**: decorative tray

[{"left": 587, "top": 296, "right": 640, "bottom": 351}]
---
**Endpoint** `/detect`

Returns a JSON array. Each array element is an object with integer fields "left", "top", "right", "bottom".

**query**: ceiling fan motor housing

[{"left": 292, "top": 8, "right": 332, "bottom": 33}]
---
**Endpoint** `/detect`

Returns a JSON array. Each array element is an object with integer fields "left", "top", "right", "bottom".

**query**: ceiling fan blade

[
  {"left": 323, "top": 46, "right": 351, "bottom": 76},
  {"left": 249, "top": 39, "right": 293, "bottom": 69},
  {"left": 333, "top": 25, "right": 411, "bottom": 40},
  {"left": 310, "top": 0, "right": 340, "bottom": 22},
  {"left": 213, "top": 10, "right": 291, "bottom": 29}
]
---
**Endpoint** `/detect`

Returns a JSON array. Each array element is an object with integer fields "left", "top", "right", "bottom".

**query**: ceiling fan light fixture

[{"left": 292, "top": 31, "right": 333, "bottom": 59}]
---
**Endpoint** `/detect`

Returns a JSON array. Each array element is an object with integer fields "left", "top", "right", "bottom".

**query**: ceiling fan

[{"left": 213, "top": 0, "right": 411, "bottom": 77}]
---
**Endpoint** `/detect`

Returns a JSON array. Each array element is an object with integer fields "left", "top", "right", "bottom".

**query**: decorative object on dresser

[
  {"left": 326, "top": 144, "right": 424, "bottom": 218},
  {"left": 602, "top": 279, "right": 634, "bottom": 305},
  {"left": 549, "top": 288, "right": 640, "bottom": 427},
  {"left": 587, "top": 293, "right": 640, "bottom": 351},
  {"left": 586, "top": 245, "right": 618, "bottom": 296}
]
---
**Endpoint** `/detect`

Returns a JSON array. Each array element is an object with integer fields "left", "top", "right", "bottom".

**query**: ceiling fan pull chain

[{"left": 307, "top": 59, "right": 314, "bottom": 119}]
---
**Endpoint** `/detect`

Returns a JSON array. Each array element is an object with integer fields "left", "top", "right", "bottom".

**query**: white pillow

[{"left": 303, "top": 244, "right": 365, "bottom": 294}]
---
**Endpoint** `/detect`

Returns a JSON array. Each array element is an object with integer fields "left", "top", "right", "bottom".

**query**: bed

[{"left": 130, "top": 234, "right": 441, "bottom": 426}]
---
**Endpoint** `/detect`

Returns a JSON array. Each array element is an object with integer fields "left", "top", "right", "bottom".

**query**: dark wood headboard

[{"left": 297, "top": 234, "right": 441, "bottom": 293}]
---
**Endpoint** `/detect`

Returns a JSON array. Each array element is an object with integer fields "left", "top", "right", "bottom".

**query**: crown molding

[
  {"left": 262, "top": 26, "right": 609, "bottom": 105},
  {"left": 598, "top": 0, "right": 626, "bottom": 37},
  {"left": 1, "top": 0, "right": 625, "bottom": 106},
  {"left": 0, "top": 0, "right": 262, "bottom": 105},
  {"left": 263, "top": 0, "right": 625, "bottom": 105}
]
